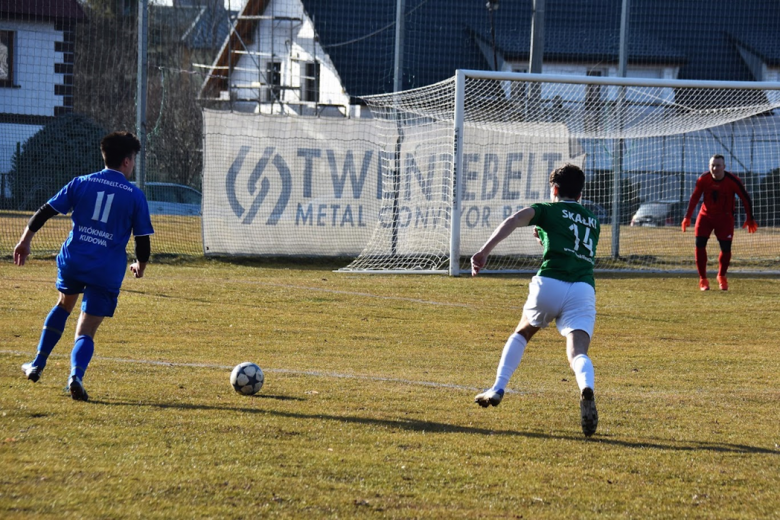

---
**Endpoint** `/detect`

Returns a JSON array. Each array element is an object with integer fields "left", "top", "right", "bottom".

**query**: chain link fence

[{"left": 2, "top": 0, "right": 779, "bottom": 261}]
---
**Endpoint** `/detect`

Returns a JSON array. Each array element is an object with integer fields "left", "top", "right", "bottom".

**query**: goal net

[{"left": 341, "top": 71, "right": 780, "bottom": 275}]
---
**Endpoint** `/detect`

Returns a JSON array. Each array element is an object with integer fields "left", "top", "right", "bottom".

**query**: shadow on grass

[
  {"left": 89, "top": 397, "right": 778, "bottom": 455},
  {"left": 90, "top": 394, "right": 303, "bottom": 405}
]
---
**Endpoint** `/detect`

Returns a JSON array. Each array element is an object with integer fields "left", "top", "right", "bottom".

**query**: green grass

[
  {"left": 2, "top": 211, "right": 779, "bottom": 271},
  {"left": 1, "top": 259, "right": 779, "bottom": 519},
  {"left": 0, "top": 211, "right": 203, "bottom": 257}
]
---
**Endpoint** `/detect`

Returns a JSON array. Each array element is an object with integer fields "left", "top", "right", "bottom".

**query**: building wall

[
  {"left": 229, "top": 0, "right": 350, "bottom": 115},
  {"left": 0, "top": 19, "right": 63, "bottom": 174},
  {"left": 0, "top": 20, "right": 61, "bottom": 115}
]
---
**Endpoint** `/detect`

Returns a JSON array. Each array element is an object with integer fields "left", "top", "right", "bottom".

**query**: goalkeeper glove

[
  {"left": 681, "top": 217, "right": 691, "bottom": 233},
  {"left": 743, "top": 218, "right": 758, "bottom": 233}
]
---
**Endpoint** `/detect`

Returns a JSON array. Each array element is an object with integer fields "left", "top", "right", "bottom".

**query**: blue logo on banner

[{"left": 226, "top": 146, "right": 292, "bottom": 225}]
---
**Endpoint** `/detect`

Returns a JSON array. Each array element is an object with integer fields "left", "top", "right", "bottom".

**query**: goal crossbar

[{"left": 456, "top": 70, "right": 780, "bottom": 91}]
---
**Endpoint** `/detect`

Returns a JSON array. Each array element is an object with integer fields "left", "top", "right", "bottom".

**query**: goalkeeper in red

[
  {"left": 682, "top": 154, "right": 757, "bottom": 291},
  {"left": 471, "top": 164, "right": 600, "bottom": 437}
]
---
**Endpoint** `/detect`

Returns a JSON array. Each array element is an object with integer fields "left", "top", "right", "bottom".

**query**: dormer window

[
  {"left": 0, "top": 31, "right": 14, "bottom": 88},
  {"left": 302, "top": 62, "right": 320, "bottom": 102}
]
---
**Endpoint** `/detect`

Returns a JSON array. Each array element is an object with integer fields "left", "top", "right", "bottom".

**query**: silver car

[
  {"left": 630, "top": 200, "right": 691, "bottom": 227},
  {"left": 134, "top": 182, "right": 202, "bottom": 216}
]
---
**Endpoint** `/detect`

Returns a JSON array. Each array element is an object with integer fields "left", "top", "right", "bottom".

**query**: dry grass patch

[{"left": 1, "top": 260, "right": 779, "bottom": 519}]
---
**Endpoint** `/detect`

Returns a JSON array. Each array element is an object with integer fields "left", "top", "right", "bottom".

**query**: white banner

[
  {"left": 203, "top": 110, "right": 582, "bottom": 256},
  {"left": 203, "top": 110, "right": 384, "bottom": 255}
]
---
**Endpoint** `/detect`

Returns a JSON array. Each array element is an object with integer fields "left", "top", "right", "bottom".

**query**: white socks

[
  {"left": 492, "top": 332, "right": 527, "bottom": 391},
  {"left": 571, "top": 353, "right": 595, "bottom": 391},
  {"left": 491, "top": 334, "right": 595, "bottom": 393}
]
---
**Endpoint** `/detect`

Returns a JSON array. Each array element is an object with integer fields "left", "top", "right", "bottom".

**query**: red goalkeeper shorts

[{"left": 695, "top": 213, "right": 734, "bottom": 241}]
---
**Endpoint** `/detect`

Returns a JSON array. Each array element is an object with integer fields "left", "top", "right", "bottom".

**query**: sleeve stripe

[{"left": 724, "top": 172, "right": 754, "bottom": 219}]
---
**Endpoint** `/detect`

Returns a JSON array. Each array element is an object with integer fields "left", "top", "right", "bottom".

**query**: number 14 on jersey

[{"left": 569, "top": 223, "right": 594, "bottom": 257}]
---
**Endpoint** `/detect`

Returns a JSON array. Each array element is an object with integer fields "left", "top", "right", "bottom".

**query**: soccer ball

[{"left": 230, "top": 362, "right": 265, "bottom": 395}]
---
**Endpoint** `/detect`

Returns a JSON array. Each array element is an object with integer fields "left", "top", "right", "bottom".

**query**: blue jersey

[{"left": 48, "top": 169, "right": 154, "bottom": 291}]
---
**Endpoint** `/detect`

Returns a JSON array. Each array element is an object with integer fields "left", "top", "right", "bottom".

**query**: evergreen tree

[{"left": 8, "top": 114, "right": 106, "bottom": 210}]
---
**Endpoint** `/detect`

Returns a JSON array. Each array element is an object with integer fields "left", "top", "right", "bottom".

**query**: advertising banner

[{"left": 203, "top": 110, "right": 583, "bottom": 256}]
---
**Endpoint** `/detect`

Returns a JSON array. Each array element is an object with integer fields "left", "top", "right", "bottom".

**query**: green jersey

[{"left": 528, "top": 201, "right": 600, "bottom": 287}]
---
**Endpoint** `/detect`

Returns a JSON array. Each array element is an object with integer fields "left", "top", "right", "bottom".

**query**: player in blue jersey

[
  {"left": 471, "top": 164, "right": 600, "bottom": 437},
  {"left": 14, "top": 131, "right": 154, "bottom": 401}
]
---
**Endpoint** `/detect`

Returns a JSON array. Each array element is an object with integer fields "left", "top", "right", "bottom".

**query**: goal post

[
  {"left": 340, "top": 70, "right": 780, "bottom": 275},
  {"left": 449, "top": 70, "right": 467, "bottom": 276}
]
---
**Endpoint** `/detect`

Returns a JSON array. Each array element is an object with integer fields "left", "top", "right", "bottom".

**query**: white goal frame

[
  {"left": 338, "top": 69, "right": 780, "bottom": 276},
  {"left": 447, "top": 70, "right": 780, "bottom": 276}
]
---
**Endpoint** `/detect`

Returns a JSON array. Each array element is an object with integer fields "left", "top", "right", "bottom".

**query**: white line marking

[
  {"left": 212, "top": 280, "right": 476, "bottom": 308},
  {"left": 1, "top": 350, "right": 513, "bottom": 394}
]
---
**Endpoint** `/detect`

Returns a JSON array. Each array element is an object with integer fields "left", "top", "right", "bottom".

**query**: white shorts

[{"left": 522, "top": 276, "right": 596, "bottom": 338}]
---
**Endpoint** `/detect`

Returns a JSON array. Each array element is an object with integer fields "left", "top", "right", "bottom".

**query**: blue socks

[
  {"left": 31, "top": 306, "right": 97, "bottom": 382},
  {"left": 32, "top": 305, "right": 70, "bottom": 369},
  {"left": 70, "top": 335, "right": 95, "bottom": 380}
]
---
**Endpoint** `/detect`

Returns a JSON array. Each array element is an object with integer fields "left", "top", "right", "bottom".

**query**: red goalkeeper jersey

[{"left": 685, "top": 171, "right": 754, "bottom": 221}]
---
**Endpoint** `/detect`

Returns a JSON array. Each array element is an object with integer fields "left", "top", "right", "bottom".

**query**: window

[
  {"left": 145, "top": 185, "right": 163, "bottom": 202},
  {"left": 301, "top": 62, "right": 320, "bottom": 102},
  {"left": 177, "top": 186, "right": 202, "bottom": 205},
  {"left": 0, "top": 30, "right": 13, "bottom": 87},
  {"left": 265, "top": 61, "right": 281, "bottom": 102}
]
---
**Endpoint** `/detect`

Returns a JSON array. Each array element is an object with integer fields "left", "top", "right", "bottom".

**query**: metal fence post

[{"left": 136, "top": 0, "right": 149, "bottom": 189}]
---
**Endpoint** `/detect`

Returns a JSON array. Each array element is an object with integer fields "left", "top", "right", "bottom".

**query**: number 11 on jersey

[{"left": 92, "top": 191, "right": 114, "bottom": 223}]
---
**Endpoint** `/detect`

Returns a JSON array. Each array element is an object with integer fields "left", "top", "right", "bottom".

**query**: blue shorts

[{"left": 56, "top": 272, "right": 119, "bottom": 318}]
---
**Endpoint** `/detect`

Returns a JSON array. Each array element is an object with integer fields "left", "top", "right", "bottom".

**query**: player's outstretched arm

[
  {"left": 682, "top": 182, "right": 703, "bottom": 232},
  {"left": 13, "top": 227, "right": 34, "bottom": 266},
  {"left": 681, "top": 217, "right": 691, "bottom": 232},
  {"left": 131, "top": 235, "right": 151, "bottom": 278},
  {"left": 130, "top": 261, "right": 147, "bottom": 278},
  {"left": 730, "top": 174, "right": 757, "bottom": 233},
  {"left": 742, "top": 218, "right": 758, "bottom": 233},
  {"left": 471, "top": 207, "right": 536, "bottom": 276},
  {"left": 15, "top": 203, "right": 58, "bottom": 266}
]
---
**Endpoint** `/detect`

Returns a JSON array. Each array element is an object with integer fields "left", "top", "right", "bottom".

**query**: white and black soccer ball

[{"left": 230, "top": 362, "right": 265, "bottom": 395}]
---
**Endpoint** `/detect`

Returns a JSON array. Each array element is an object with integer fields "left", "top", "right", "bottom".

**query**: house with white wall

[
  {"left": 200, "top": 0, "right": 354, "bottom": 117},
  {"left": 199, "top": 0, "right": 780, "bottom": 199},
  {"left": 201, "top": 0, "right": 780, "bottom": 114},
  {"left": 0, "top": 0, "right": 85, "bottom": 194}
]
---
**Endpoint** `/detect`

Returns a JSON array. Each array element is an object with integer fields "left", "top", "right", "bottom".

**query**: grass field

[
  {"left": 2, "top": 211, "right": 779, "bottom": 272},
  {"left": 1, "top": 259, "right": 779, "bottom": 519},
  {"left": 0, "top": 212, "right": 203, "bottom": 257}
]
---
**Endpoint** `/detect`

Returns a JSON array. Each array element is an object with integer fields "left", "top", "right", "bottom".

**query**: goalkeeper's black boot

[{"left": 580, "top": 387, "right": 598, "bottom": 437}]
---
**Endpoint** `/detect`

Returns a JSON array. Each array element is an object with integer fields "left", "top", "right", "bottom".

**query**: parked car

[
  {"left": 133, "top": 182, "right": 202, "bottom": 216},
  {"left": 580, "top": 199, "right": 609, "bottom": 224},
  {"left": 630, "top": 200, "right": 694, "bottom": 227}
]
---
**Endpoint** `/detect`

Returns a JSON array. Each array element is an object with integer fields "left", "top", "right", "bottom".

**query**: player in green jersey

[{"left": 471, "top": 164, "right": 600, "bottom": 437}]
